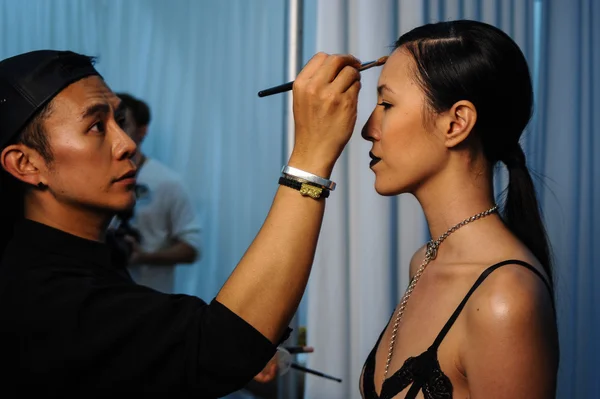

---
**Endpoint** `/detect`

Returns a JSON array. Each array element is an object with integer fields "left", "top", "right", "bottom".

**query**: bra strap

[{"left": 430, "top": 259, "right": 553, "bottom": 350}]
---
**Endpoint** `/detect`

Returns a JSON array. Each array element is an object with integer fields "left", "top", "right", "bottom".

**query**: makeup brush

[
  {"left": 290, "top": 363, "right": 342, "bottom": 383},
  {"left": 257, "top": 55, "right": 388, "bottom": 98}
]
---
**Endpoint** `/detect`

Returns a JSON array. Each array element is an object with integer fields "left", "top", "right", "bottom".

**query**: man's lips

[{"left": 114, "top": 169, "right": 137, "bottom": 184}]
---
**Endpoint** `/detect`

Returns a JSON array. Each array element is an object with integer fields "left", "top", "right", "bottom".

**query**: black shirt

[{"left": 0, "top": 219, "right": 281, "bottom": 397}]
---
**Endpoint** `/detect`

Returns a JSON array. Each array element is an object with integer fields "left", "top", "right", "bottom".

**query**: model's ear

[{"left": 438, "top": 100, "right": 477, "bottom": 148}]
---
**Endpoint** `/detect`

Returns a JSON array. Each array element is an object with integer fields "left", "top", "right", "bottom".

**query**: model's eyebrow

[{"left": 377, "top": 84, "right": 395, "bottom": 95}]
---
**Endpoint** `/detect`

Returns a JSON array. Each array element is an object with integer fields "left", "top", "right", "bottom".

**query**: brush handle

[
  {"left": 258, "top": 58, "right": 384, "bottom": 98},
  {"left": 258, "top": 81, "right": 293, "bottom": 97},
  {"left": 290, "top": 363, "right": 342, "bottom": 383}
]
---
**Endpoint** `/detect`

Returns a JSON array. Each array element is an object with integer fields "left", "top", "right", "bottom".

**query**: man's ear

[
  {"left": 438, "top": 100, "right": 477, "bottom": 148},
  {"left": 1, "top": 144, "right": 46, "bottom": 187}
]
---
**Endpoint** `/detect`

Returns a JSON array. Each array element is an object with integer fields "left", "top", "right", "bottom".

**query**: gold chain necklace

[{"left": 382, "top": 205, "right": 499, "bottom": 382}]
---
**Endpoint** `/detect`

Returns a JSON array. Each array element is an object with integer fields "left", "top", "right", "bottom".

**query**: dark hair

[
  {"left": 116, "top": 93, "right": 151, "bottom": 127},
  {"left": 16, "top": 101, "right": 54, "bottom": 163},
  {"left": 395, "top": 20, "right": 553, "bottom": 287}
]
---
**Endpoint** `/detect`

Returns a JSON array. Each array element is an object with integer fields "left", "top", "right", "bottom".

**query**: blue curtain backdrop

[{"left": 1, "top": 1, "right": 598, "bottom": 398}]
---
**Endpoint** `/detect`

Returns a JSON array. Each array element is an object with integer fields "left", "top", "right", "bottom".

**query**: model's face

[{"left": 362, "top": 48, "right": 448, "bottom": 195}]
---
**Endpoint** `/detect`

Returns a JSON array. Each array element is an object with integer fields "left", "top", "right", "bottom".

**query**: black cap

[{"left": 0, "top": 50, "right": 101, "bottom": 149}]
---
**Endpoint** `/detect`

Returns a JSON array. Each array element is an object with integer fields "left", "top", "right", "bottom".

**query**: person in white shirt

[{"left": 114, "top": 93, "right": 200, "bottom": 293}]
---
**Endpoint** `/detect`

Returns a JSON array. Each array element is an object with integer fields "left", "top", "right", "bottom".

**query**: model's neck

[{"left": 414, "top": 160, "right": 498, "bottom": 244}]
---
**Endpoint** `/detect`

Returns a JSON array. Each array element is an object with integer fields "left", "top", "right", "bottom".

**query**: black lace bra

[{"left": 361, "top": 260, "right": 553, "bottom": 399}]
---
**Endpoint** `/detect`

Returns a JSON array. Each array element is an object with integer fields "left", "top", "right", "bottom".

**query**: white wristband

[{"left": 281, "top": 165, "right": 336, "bottom": 191}]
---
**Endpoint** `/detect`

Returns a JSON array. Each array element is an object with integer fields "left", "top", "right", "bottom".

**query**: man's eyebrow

[{"left": 80, "top": 103, "right": 110, "bottom": 120}]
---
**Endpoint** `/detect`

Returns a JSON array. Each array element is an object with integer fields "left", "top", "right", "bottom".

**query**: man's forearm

[
  {"left": 216, "top": 53, "right": 361, "bottom": 345},
  {"left": 216, "top": 173, "right": 327, "bottom": 344}
]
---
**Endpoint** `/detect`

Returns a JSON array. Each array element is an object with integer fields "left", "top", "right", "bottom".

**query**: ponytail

[{"left": 501, "top": 145, "right": 553, "bottom": 289}]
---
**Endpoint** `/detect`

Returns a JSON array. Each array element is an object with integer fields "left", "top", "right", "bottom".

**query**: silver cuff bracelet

[{"left": 281, "top": 165, "right": 336, "bottom": 191}]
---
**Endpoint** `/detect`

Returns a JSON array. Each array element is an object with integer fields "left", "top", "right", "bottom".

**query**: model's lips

[{"left": 369, "top": 151, "right": 381, "bottom": 168}]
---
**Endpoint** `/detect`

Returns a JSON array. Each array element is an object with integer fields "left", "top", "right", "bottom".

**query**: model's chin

[
  {"left": 374, "top": 187, "right": 402, "bottom": 197},
  {"left": 373, "top": 177, "right": 408, "bottom": 197},
  {"left": 374, "top": 183, "right": 397, "bottom": 197}
]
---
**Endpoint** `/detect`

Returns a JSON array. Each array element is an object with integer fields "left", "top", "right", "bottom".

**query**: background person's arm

[{"left": 129, "top": 239, "right": 197, "bottom": 265}]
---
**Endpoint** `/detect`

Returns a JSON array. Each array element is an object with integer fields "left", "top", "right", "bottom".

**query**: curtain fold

[{"left": 536, "top": 1, "right": 600, "bottom": 397}]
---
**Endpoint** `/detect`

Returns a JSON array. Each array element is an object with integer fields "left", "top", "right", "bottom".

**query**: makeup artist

[{"left": 0, "top": 50, "right": 361, "bottom": 397}]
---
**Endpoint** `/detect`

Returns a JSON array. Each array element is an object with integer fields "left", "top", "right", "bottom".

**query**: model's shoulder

[{"left": 465, "top": 260, "right": 554, "bottom": 333}]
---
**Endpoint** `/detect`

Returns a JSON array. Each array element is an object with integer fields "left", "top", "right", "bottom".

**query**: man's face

[{"left": 40, "top": 76, "right": 138, "bottom": 213}]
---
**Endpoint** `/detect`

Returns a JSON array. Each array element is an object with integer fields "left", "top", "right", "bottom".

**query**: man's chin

[
  {"left": 119, "top": 200, "right": 136, "bottom": 213},
  {"left": 109, "top": 195, "right": 136, "bottom": 215}
]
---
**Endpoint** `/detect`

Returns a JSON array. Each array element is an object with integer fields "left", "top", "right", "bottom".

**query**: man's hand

[
  {"left": 252, "top": 352, "right": 279, "bottom": 384},
  {"left": 289, "top": 53, "right": 362, "bottom": 177}
]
